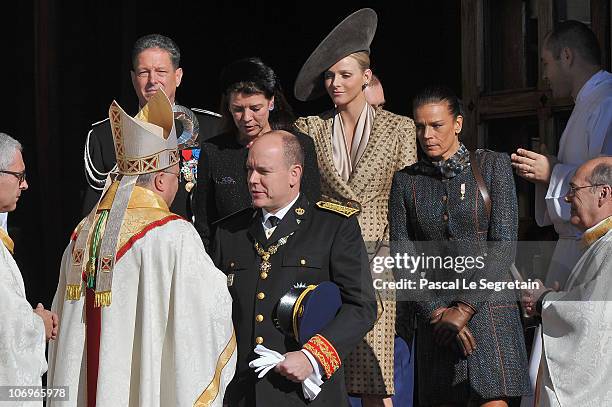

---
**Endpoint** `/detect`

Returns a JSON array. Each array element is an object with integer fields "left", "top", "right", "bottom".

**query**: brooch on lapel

[{"left": 217, "top": 176, "right": 236, "bottom": 185}]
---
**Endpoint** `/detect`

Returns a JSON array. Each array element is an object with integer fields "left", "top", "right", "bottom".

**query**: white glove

[
  {"left": 248, "top": 345, "right": 323, "bottom": 400},
  {"left": 249, "top": 345, "right": 285, "bottom": 378}
]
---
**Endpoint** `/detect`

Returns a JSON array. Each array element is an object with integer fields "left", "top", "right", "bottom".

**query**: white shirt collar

[
  {"left": 261, "top": 194, "right": 300, "bottom": 228},
  {"left": 0, "top": 212, "right": 7, "bottom": 230}
]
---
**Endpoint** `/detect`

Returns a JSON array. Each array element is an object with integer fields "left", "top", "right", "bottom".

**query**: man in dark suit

[
  {"left": 82, "top": 33, "right": 220, "bottom": 219},
  {"left": 213, "top": 130, "right": 376, "bottom": 406}
]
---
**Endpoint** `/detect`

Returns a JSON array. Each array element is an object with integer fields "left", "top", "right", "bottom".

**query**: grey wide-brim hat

[{"left": 294, "top": 8, "right": 377, "bottom": 102}]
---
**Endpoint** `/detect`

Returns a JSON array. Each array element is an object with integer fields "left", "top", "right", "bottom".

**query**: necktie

[
  {"left": 265, "top": 216, "right": 280, "bottom": 239},
  {"left": 268, "top": 216, "right": 281, "bottom": 228}
]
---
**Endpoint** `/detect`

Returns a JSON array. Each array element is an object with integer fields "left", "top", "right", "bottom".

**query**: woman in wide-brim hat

[
  {"left": 193, "top": 57, "right": 321, "bottom": 251},
  {"left": 294, "top": 8, "right": 417, "bottom": 406}
]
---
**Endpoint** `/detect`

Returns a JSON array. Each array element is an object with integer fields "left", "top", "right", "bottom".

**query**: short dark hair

[
  {"left": 132, "top": 34, "right": 181, "bottom": 70},
  {"left": 412, "top": 85, "right": 464, "bottom": 119},
  {"left": 219, "top": 57, "right": 295, "bottom": 134},
  {"left": 544, "top": 20, "right": 601, "bottom": 65},
  {"left": 280, "top": 131, "right": 304, "bottom": 169}
]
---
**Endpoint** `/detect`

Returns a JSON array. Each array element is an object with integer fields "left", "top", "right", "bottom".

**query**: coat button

[
  {"left": 257, "top": 292, "right": 265, "bottom": 300},
  {"left": 443, "top": 214, "right": 449, "bottom": 221},
  {"left": 230, "top": 262, "right": 235, "bottom": 268},
  {"left": 256, "top": 314, "right": 264, "bottom": 322},
  {"left": 442, "top": 195, "right": 448, "bottom": 202},
  {"left": 300, "top": 259, "right": 306, "bottom": 265},
  {"left": 255, "top": 336, "right": 264, "bottom": 345},
  {"left": 260, "top": 272, "right": 268, "bottom": 279}
]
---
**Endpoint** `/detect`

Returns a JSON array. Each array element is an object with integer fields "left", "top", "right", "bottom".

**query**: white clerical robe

[
  {"left": 47, "top": 217, "right": 236, "bottom": 407},
  {"left": 523, "top": 72, "right": 612, "bottom": 407},
  {"left": 539, "top": 225, "right": 612, "bottom": 406},
  {"left": 536, "top": 70, "right": 612, "bottom": 285},
  {"left": 0, "top": 228, "right": 47, "bottom": 407}
]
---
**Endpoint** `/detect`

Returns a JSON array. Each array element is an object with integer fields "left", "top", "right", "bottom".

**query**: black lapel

[
  {"left": 247, "top": 208, "right": 267, "bottom": 246},
  {"left": 266, "top": 194, "right": 309, "bottom": 246}
]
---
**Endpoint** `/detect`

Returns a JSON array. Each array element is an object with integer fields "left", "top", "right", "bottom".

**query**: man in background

[
  {"left": 82, "top": 33, "right": 221, "bottom": 219},
  {"left": 511, "top": 21, "right": 612, "bottom": 405}
]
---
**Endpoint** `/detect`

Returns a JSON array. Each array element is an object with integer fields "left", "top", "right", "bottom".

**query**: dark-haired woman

[
  {"left": 193, "top": 58, "right": 320, "bottom": 251},
  {"left": 390, "top": 86, "right": 530, "bottom": 406}
]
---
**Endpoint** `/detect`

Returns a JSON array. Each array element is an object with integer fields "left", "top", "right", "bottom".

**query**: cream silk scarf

[{"left": 332, "top": 103, "right": 375, "bottom": 182}]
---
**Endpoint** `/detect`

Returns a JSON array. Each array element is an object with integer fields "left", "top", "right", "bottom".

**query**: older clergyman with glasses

[
  {"left": 0, "top": 132, "right": 58, "bottom": 404},
  {"left": 522, "top": 156, "right": 612, "bottom": 406}
]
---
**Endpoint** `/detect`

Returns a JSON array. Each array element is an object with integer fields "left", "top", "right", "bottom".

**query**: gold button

[
  {"left": 260, "top": 272, "right": 268, "bottom": 279},
  {"left": 300, "top": 259, "right": 306, "bottom": 265},
  {"left": 256, "top": 314, "right": 264, "bottom": 322},
  {"left": 230, "top": 262, "right": 235, "bottom": 268},
  {"left": 255, "top": 336, "right": 264, "bottom": 344},
  {"left": 257, "top": 292, "right": 265, "bottom": 300}
]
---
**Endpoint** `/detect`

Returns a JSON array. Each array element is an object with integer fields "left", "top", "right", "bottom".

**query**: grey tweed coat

[{"left": 389, "top": 150, "right": 530, "bottom": 404}]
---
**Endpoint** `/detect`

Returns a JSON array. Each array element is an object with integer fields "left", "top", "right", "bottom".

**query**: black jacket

[
  {"left": 213, "top": 193, "right": 376, "bottom": 406},
  {"left": 81, "top": 107, "right": 221, "bottom": 218}
]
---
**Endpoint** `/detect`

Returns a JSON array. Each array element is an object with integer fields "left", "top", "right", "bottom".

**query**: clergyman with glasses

[{"left": 0, "top": 132, "right": 58, "bottom": 402}]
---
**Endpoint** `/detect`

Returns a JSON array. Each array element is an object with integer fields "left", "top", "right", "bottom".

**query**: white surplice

[
  {"left": 0, "top": 228, "right": 47, "bottom": 407},
  {"left": 523, "top": 72, "right": 612, "bottom": 407},
  {"left": 536, "top": 70, "right": 612, "bottom": 284},
  {"left": 47, "top": 218, "right": 236, "bottom": 407},
  {"left": 538, "top": 224, "right": 612, "bottom": 406}
]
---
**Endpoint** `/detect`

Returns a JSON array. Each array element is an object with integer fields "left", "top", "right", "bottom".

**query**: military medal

[{"left": 180, "top": 148, "right": 199, "bottom": 192}]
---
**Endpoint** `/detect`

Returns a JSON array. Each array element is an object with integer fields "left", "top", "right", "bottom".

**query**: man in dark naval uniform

[
  {"left": 213, "top": 130, "right": 376, "bottom": 406},
  {"left": 82, "top": 34, "right": 220, "bottom": 218}
]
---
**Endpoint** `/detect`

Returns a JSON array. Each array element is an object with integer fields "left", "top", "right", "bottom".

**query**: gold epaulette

[{"left": 316, "top": 200, "right": 360, "bottom": 218}]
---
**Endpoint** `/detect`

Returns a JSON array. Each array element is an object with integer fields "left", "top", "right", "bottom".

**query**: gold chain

[{"left": 254, "top": 233, "right": 294, "bottom": 274}]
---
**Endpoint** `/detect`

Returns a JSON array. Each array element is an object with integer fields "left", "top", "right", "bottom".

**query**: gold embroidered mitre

[
  {"left": 66, "top": 90, "right": 179, "bottom": 306},
  {"left": 110, "top": 89, "right": 179, "bottom": 175}
]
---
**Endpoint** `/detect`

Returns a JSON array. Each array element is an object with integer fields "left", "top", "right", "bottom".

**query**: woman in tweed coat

[
  {"left": 294, "top": 9, "right": 417, "bottom": 404},
  {"left": 390, "top": 86, "right": 530, "bottom": 406}
]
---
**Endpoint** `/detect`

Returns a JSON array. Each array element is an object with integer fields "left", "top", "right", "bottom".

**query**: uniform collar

[
  {"left": 249, "top": 194, "right": 309, "bottom": 247},
  {"left": 261, "top": 194, "right": 301, "bottom": 226}
]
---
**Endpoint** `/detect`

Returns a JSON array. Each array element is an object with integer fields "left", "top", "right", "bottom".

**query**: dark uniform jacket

[
  {"left": 213, "top": 193, "right": 376, "bottom": 406},
  {"left": 194, "top": 130, "right": 321, "bottom": 252},
  {"left": 82, "top": 107, "right": 221, "bottom": 218},
  {"left": 390, "top": 150, "right": 530, "bottom": 403}
]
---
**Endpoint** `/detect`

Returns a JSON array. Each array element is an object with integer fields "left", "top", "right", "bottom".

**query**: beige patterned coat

[{"left": 295, "top": 107, "right": 417, "bottom": 396}]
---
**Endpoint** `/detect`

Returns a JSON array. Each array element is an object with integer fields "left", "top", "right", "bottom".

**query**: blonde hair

[{"left": 348, "top": 51, "right": 370, "bottom": 71}]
